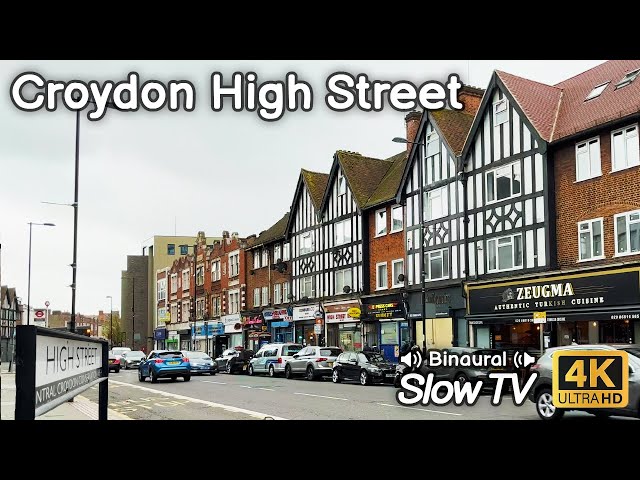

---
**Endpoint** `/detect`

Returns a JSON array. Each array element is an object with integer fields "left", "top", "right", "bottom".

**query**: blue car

[{"left": 138, "top": 350, "right": 191, "bottom": 383}]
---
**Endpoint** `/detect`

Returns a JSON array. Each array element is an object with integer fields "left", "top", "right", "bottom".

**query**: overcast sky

[{"left": 0, "top": 60, "right": 604, "bottom": 315}]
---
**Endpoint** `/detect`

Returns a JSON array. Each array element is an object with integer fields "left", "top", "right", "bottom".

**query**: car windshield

[
  {"left": 363, "top": 352, "right": 385, "bottom": 362},
  {"left": 283, "top": 345, "right": 302, "bottom": 355},
  {"left": 623, "top": 347, "right": 640, "bottom": 359},
  {"left": 158, "top": 352, "right": 183, "bottom": 359},
  {"left": 126, "top": 351, "right": 145, "bottom": 359},
  {"left": 187, "top": 352, "right": 211, "bottom": 360},
  {"left": 320, "top": 348, "right": 341, "bottom": 357},
  {"left": 112, "top": 348, "right": 130, "bottom": 355}
]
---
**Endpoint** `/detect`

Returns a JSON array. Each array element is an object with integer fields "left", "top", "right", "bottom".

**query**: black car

[
  {"left": 332, "top": 351, "right": 396, "bottom": 385},
  {"left": 227, "top": 350, "right": 254, "bottom": 374},
  {"left": 108, "top": 353, "right": 121, "bottom": 373},
  {"left": 182, "top": 351, "right": 218, "bottom": 375}
]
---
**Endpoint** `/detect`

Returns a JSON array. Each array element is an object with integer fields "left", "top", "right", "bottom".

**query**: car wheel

[
  {"left": 124, "top": 363, "right": 129, "bottom": 370},
  {"left": 454, "top": 372, "right": 469, "bottom": 386},
  {"left": 150, "top": 370, "right": 158, "bottom": 383},
  {"left": 183, "top": 375, "right": 191, "bottom": 382},
  {"left": 393, "top": 374, "right": 401, "bottom": 388},
  {"left": 359, "top": 370, "right": 369, "bottom": 386},
  {"left": 226, "top": 363, "right": 232, "bottom": 374},
  {"left": 285, "top": 364, "right": 293, "bottom": 379},
  {"left": 138, "top": 369, "right": 145, "bottom": 382},
  {"left": 269, "top": 365, "right": 276, "bottom": 378},
  {"left": 248, "top": 365, "right": 254, "bottom": 376},
  {"left": 306, "top": 366, "right": 315, "bottom": 381},
  {"left": 535, "top": 388, "right": 564, "bottom": 421},
  {"left": 210, "top": 371, "right": 216, "bottom": 376},
  {"left": 115, "top": 367, "right": 120, "bottom": 373},
  {"left": 332, "top": 369, "right": 341, "bottom": 383},
  {"left": 170, "top": 376, "right": 177, "bottom": 382}
]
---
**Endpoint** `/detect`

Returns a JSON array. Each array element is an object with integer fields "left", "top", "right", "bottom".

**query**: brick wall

[
  {"left": 368, "top": 204, "right": 405, "bottom": 293},
  {"left": 554, "top": 125, "right": 640, "bottom": 269},
  {"left": 246, "top": 242, "right": 291, "bottom": 309}
]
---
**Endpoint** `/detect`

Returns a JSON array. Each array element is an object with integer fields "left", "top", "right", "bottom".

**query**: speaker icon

[
  {"left": 400, "top": 349, "right": 423, "bottom": 369},
  {"left": 513, "top": 350, "right": 536, "bottom": 369}
]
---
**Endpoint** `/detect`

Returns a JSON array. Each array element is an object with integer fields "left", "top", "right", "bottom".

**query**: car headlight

[
  {"left": 212, "top": 361, "right": 218, "bottom": 367},
  {"left": 370, "top": 367, "right": 381, "bottom": 373}
]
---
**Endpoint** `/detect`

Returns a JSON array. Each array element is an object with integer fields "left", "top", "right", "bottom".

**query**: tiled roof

[
  {"left": 247, "top": 212, "right": 289, "bottom": 248},
  {"left": 301, "top": 169, "right": 329, "bottom": 211},
  {"left": 431, "top": 109, "right": 476, "bottom": 156},
  {"left": 336, "top": 151, "right": 394, "bottom": 208},
  {"left": 496, "top": 70, "right": 563, "bottom": 142},
  {"left": 497, "top": 61, "right": 640, "bottom": 142},
  {"left": 364, "top": 151, "right": 408, "bottom": 208}
]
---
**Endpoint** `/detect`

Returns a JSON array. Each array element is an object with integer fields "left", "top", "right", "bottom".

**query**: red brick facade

[
  {"left": 368, "top": 205, "right": 405, "bottom": 293},
  {"left": 245, "top": 241, "right": 291, "bottom": 310},
  {"left": 207, "top": 232, "right": 248, "bottom": 317},
  {"left": 554, "top": 123, "right": 640, "bottom": 269}
]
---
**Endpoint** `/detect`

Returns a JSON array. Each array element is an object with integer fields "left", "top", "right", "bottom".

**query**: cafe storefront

[
  {"left": 361, "top": 294, "right": 408, "bottom": 362},
  {"left": 293, "top": 304, "right": 322, "bottom": 347},
  {"left": 324, "top": 300, "right": 361, "bottom": 352},
  {"left": 466, "top": 266, "right": 640, "bottom": 353},
  {"left": 242, "top": 314, "right": 271, "bottom": 351},
  {"left": 263, "top": 308, "right": 293, "bottom": 343}
]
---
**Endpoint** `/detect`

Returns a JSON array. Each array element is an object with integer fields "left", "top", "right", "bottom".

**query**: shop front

[
  {"left": 293, "top": 304, "right": 323, "bottom": 347},
  {"left": 361, "top": 294, "right": 408, "bottom": 361},
  {"left": 220, "top": 313, "right": 243, "bottom": 352},
  {"left": 178, "top": 328, "right": 191, "bottom": 350},
  {"left": 166, "top": 329, "right": 179, "bottom": 351},
  {"left": 191, "top": 321, "right": 224, "bottom": 356},
  {"left": 263, "top": 308, "right": 293, "bottom": 343},
  {"left": 324, "top": 300, "right": 362, "bottom": 352},
  {"left": 242, "top": 314, "right": 272, "bottom": 351},
  {"left": 466, "top": 266, "right": 640, "bottom": 353},
  {"left": 153, "top": 327, "right": 167, "bottom": 350}
]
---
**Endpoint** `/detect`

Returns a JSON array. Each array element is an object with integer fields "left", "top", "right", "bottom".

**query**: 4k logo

[{"left": 553, "top": 351, "right": 628, "bottom": 408}]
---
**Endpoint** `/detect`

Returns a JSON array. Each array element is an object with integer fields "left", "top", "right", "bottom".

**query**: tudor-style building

[
  {"left": 397, "top": 87, "right": 482, "bottom": 351},
  {"left": 465, "top": 61, "right": 640, "bottom": 349}
]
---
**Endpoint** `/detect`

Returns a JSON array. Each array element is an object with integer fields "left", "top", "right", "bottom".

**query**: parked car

[
  {"left": 182, "top": 351, "right": 218, "bottom": 375},
  {"left": 285, "top": 346, "right": 342, "bottom": 380},
  {"left": 227, "top": 349, "right": 255, "bottom": 374},
  {"left": 529, "top": 344, "right": 640, "bottom": 421},
  {"left": 108, "top": 353, "right": 121, "bottom": 373},
  {"left": 332, "top": 351, "right": 396, "bottom": 385},
  {"left": 248, "top": 343, "right": 303, "bottom": 377},
  {"left": 138, "top": 350, "right": 191, "bottom": 383},
  {"left": 110, "top": 347, "right": 132, "bottom": 363},
  {"left": 216, "top": 348, "right": 241, "bottom": 372},
  {"left": 120, "top": 350, "right": 146, "bottom": 369}
]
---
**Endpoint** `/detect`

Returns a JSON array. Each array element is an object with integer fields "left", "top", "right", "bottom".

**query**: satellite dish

[
  {"left": 343, "top": 285, "right": 351, "bottom": 294},
  {"left": 397, "top": 274, "right": 405, "bottom": 283}
]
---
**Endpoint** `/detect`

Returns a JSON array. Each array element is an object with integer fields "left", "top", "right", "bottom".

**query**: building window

[
  {"left": 167, "top": 244, "right": 175, "bottom": 255},
  {"left": 182, "top": 300, "right": 190, "bottom": 322},
  {"left": 585, "top": 82, "right": 609, "bottom": 101},
  {"left": 212, "top": 296, "right": 221, "bottom": 317},
  {"left": 375, "top": 209, "right": 387, "bottom": 237},
  {"left": 487, "top": 233, "right": 523, "bottom": 273},
  {"left": 262, "top": 249, "right": 269, "bottom": 267},
  {"left": 486, "top": 161, "right": 521, "bottom": 203},
  {"left": 196, "top": 266, "right": 204, "bottom": 286},
  {"left": 301, "top": 276, "right": 316, "bottom": 298},
  {"left": 614, "top": 210, "right": 640, "bottom": 256},
  {"left": 391, "top": 205, "right": 403, "bottom": 233},
  {"left": 335, "top": 219, "right": 352, "bottom": 246},
  {"left": 392, "top": 259, "right": 404, "bottom": 288},
  {"left": 493, "top": 98, "right": 508, "bottom": 126},
  {"left": 376, "top": 262, "right": 388, "bottom": 290},
  {"left": 425, "top": 131, "right": 442, "bottom": 185},
  {"left": 253, "top": 288, "right": 260, "bottom": 307},
  {"left": 229, "top": 290, "right": 240, "bottom": 314},
  {"left": 274, "top": 244, "right": 281, "bottom": 262},
  {"left": 425, "top": 186, "right": 448, "bottom": 221},
  {"left": 283, "top": 243, "right": 290, "bottom": 261},
  {"left": 575, "top": 137, "right": 601, "bottom": 181},
  {"left": 425, "top": 249, "right": 449, "bottom": 281},
  {"left": 338, "top": 170, "right": 346, "bottom": 196},
  {"left": 211, "top": 260, "right": 220, "bottom": 281},
  {"left": 300, "top": 232, "right": 314, "bottom": 255},
  {"left": 611, "top": 125, "right": 639, "bottom": 172},
  {"left": 335, "top": 268, "right": 352, "bottom": 294},
  {"left": 182, "top": 270, "right": 190, "bottom": 291},
  {"left": 615, "top": 68, "right": 640, "bottom": 89},
  {"left": 261, "top": 286, "right": 269, "bottom": 306},
  {"left": 196, "top": 299, "right": 205, "bottom": 319},
  {"left": 170, "top": 274, "right": 177, "bottom": 293},
  {"left": 578, "top": 218, "right": 604, "bottom": 261},
  {"left": 283, "top": 282, "right": 290, "bottom": 303},
  {"left": 253, "top": 251, "right": 261, "bottom": 269},
  {"left": 179, "top": 245, "right": 188, "bottom": 255},
  {"left": 229, "top": 252, "right": 240, "bottom": 277},
  {"left": 157, "top": 279, "right": 166, "bottom": 302},
  {"left": 170, "top": 304, "right": 178, "bottom": 322},
  {"left": 274, "top": 283, "right": 282, "bottom": 304}
]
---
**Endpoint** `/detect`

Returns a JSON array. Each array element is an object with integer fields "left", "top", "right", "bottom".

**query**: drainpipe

[{"left": 459, "top": 157, "right": 470, "bottom": 347}]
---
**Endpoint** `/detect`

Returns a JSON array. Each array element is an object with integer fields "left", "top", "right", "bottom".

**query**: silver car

[
  {"left": 529, "top": 344, "right": 640, "bottom": 421},
  {"left": 120, "top": 350, "right": 146, "bottom": 369},
  {"left": 248, "top": 343, "right": 303, "bottom": 377},
  {"left": 285, "top": 346, "right": 342, "bottom": 380},
  {"left": 216, "top": 348, "right": 240, "bottom": 372}
]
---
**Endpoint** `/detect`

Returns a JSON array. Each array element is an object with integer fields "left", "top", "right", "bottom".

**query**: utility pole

[
  {"left": 70, "top": 109, "right": 80, "bottom": 333},
  {"left": 132, "top": 276, "right": 136, "bottom": 350}
]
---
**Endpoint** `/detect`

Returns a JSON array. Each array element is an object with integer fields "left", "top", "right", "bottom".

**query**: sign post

[
  {"left": 534, "top": 312, "right": 547, "bottom": 354},
  {"left": 15, "top": 325, "right": 109, "bottom": 420}
]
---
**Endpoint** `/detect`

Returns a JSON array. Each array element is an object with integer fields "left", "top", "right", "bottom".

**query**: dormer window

[
  {"left": 493, "top": 98, "right": 508, "bottom": 126},
  {"left": 615, "top": 68, "right": 640, "bottom": 90},
  {"left": 337, "top": 171, "right": 346, "bottom": 196},
  {"left": 585, "top": 82, "right": 609, "bottom": 101}
]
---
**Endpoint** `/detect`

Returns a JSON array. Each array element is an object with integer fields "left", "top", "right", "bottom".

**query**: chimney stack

[
  {"left": 404, "top": 111, "right": 422, "bottom": 151},
  {"left": 222, "top": 231, "right": 230, "bottom": 239},
  {"left": 458, "top": 86, "right": 484, "bottom": 116}
]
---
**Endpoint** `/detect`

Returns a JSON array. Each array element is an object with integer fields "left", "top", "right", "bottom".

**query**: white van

[{"left": 248, "top": 343, "right": 303, "bottom": 377}]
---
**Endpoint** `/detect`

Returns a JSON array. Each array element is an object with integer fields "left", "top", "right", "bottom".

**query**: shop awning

[{"left": 466, "top": 306, "right": 640, "bottom": 325}]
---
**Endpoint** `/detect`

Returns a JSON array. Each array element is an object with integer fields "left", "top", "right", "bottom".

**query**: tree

[{"left": 102, "top": 312, "right": 125, "bottom": 347}]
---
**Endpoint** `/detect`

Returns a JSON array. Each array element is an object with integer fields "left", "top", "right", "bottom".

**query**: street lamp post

[
  {"left": 132, "top": 276, "right": 136, "bottom": 350},
  {"left": 26, "top": 222, "right": 55, "bottom": 326},
  {"left": 106, "top": 295, "right": 113, "bottom": 349}
]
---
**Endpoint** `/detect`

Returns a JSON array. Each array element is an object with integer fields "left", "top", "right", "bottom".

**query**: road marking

[
  {"left": 294, "top": 392, "right": 348, "bottom": 401},
  {"left": 257, "top": 387, "right": 275, "bottom": 391},
  {"left": 239, "top": 385, "right": 253, "bottom": 389},
  {"left": 202, "top": 381, "right": 227, "bottom": 385},
  {"left": 376, "top": 402, "right": 462, "bottom": 416},
  {"left": 109, "top": 379, "right": 286, "bottom": 420}
]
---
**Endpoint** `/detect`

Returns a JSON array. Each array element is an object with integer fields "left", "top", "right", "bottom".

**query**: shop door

[
  {"left": 476, "top": 327, "right": 490, "bottom": 349},
  {"left": 599, "top": 320, "right": 632, "bottom": 344}
]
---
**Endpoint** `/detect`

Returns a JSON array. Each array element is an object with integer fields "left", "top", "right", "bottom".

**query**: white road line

[
  {"left": 294, "top": 392, "right": 348, "bottom": 401},
  {"left": 239, "top": 385, "right": 253, "bottom": 389},
  {"left": 377, "top": 402, "right": 462, "bottom": 416},
  {"left": 202, "top": 381, "right": 227, "bottom": 385},
  {"left": 109, "top": 379, "right": 287, "bottom": 420},
  {"left": 257, "top": 387, "right": 275, "bottom": 391}
]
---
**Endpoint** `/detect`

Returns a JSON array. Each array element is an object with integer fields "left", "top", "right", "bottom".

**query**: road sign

[
  {"left": 44, "top": 301, "right": 50, "bottom": 307},
  {"left": 314, "top": 324, "right": 322, "bottom": 335},
  {"left": 34, "top": 310, "right": 45, "bottom": 319},
  {"left": 314, "top": 310, "right": 323, "bottom": 319},
  {"left": 533, "top": 311, "right": 547, "bottom": 324}
]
